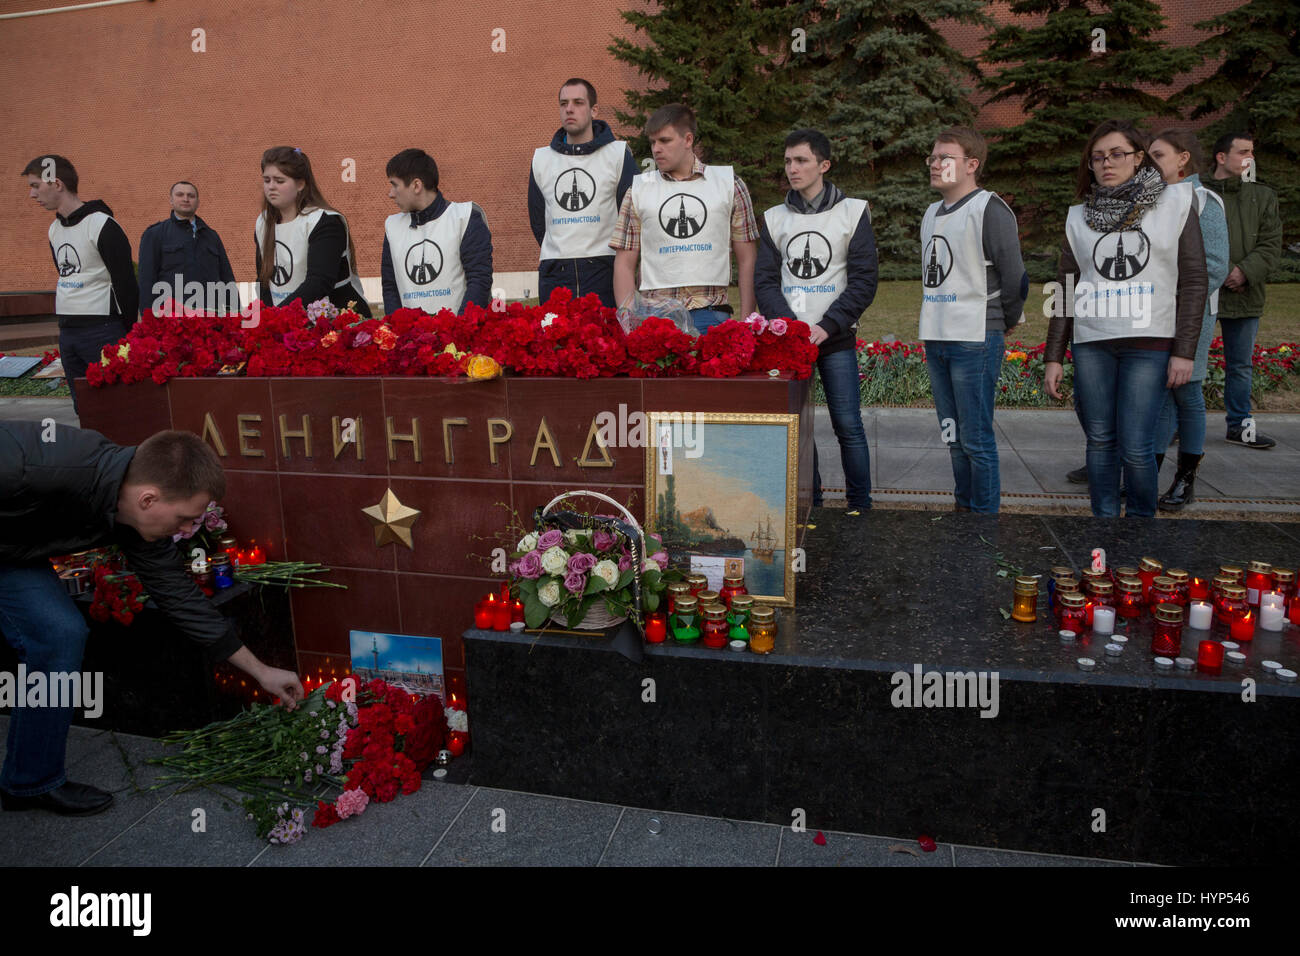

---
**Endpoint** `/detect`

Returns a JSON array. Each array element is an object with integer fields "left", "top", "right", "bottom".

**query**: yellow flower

[
  {"left": 1006, "top": 350, "right": 1029, "bottom": 363},
  {"left": 101, "top": 343, "right": 129, "bottom": 366}
]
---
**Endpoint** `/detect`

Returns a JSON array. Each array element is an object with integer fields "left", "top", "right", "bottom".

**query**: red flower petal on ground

[
  {"left": 918, "top": 834, "right": 937, "bottom": 852},
  {"left": 813, "top": 831, "right": 827, "bottom": 846}
]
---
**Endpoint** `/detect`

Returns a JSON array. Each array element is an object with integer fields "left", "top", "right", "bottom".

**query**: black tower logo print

[
  {"left": 657, "top": 193, "right": 707, "bottom": 239},
  {"left": 1092, "top": 229, "right": 1150, "bottom": 281},
  {"left": 55, "top": 244, "right": 81, "bottom": 277},
  {"left": 555, "top": 168, "right": 596, "bottom": 211},
  {"left": 404, "top": 240, "right": 444, "bottom": 285},
  {"left": 785, "top": 232, "right": 832, "bottom": 279},
  {"left": 922, "top": 236, "right": 953, "bottom": 288},
  {"left": 272, "top": 240, "right": 293, "bottom": 286}
]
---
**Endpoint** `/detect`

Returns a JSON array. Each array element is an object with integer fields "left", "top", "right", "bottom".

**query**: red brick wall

[{"left": 0, "top": 0, "right": 1243, "bottom": 293}]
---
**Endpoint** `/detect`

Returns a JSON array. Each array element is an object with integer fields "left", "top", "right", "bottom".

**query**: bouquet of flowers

[
  {"left": 172, "top": 499, "right": 228, "bottom": 555},
  {"left": 87, "top": 566, "right": 146, "bottom": 625},
  {"left": 152, "top": 676, "right": 445, "bottom": 844},
  {"left": 510, "top": 512, "right": 674, "bottom": 630}
]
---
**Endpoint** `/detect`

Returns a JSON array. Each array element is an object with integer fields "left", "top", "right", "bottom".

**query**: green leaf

[
  {"left": 616, "top": 567, "right": 636, "bottom": 590},
  {"left": 642, "top": 567, "right": 662, "bottom": 590},
  {"left": 524, "top": 590, "right": 548, "bottom": 628},
  {"left": 999, "top": 607, "right": 1011, "bottom": 620},
  {"left": 584, "top": 575, "right": 609, "bottom": 596},
  {"left": 644, "top": 590, "right": 660, "bottom": 613}
]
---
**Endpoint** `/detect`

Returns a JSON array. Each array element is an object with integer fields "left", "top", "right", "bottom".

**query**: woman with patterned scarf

[{"left": 1044, "top": 120, "right": 1208, "bottom": 517}]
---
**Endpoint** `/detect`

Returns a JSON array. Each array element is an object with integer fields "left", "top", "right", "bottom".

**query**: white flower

[
  {"left": 541, "top": 312, "right": 558, "bottom": 328},
  {"left": 540, "top": 546, "right": 570, "bottom": 576},
  {"left": 564, "top": 529, "right": 592, "bottom": 546},
  {"left": 641, "top": 560, "right": 658, "bottom": 574},
  {"left": 447, "top": 710, "right": 469, "bottom": 732},
  {"left": 593, "top": 559, "right": 619, "bottom": 586},
  {"left": 538, "top": 579, "right": 562, "bottom": 606},
  {"left": 517, "top": 532, "right": 539, "bottom": 553}
]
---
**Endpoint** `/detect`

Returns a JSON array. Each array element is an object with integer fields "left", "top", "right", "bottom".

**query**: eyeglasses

[
  {"left": 1090, "top": 149, "right": 1138, "bottom": 168},
  {"left": 924, "top": 154, "right": 964, "bottom": 168}
]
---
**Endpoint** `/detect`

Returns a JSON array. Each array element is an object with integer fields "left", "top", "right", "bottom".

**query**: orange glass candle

[
  {"left": 748, "top": 606, "right": 776, "bottom": 654},
  {"left": 1011, "top": 576, "right": 1038, "bottom": 623}
]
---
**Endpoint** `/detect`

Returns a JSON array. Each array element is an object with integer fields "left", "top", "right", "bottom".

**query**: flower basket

[{"left": 540, "top": 491, "right": 644, "bottom": 631}]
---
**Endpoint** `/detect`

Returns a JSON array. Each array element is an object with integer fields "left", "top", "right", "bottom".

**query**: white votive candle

[
  {"left": 1260, "top": 604, "right": 1285, "bottom": 631},
  {"left": 1092, "top": 606, "right": 1116, "bottom": 635},
  {"left": 1188, "top": 601, "right": 1213, "bottom": 629},
  {"left": 1261, "top": 591, "right": 1284, "bottom": 611}
]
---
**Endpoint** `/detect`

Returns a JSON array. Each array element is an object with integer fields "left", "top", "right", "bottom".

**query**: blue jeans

[
  {"left": 925, "top": 332, "right": 1004, "bottom": 513},
  {"left": 1218, "top": 316, "right": 1259, "bottom": 428},
  {"left": 813, "top": 347, "right": 872, "bottom": 509},
  {"left": 688, "top": 308, "right": 731, "bottom": 333},
  {"left": 0, "top": 564, "right": 90, "bottom": 796},
  {"left": 1072, "top": 342, "right": 1169, "bottom": 517},
  {"left": 1155, "top": 379, "right": 1207, "bottom": 456}
]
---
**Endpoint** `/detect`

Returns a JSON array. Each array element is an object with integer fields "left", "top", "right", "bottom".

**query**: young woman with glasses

[{"left": 1043, "top": 120, "right": 1208, "bottom": 517}]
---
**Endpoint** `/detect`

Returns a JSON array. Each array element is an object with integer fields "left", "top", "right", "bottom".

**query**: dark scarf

[{"left": 1085, "top": 165, "right": 1165, "bottom": 232}]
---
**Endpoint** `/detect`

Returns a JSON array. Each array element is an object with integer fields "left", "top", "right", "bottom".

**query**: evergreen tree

[
  {"left": 980, "top": 1, "right": 1198, "bottom": 270},
  {"left": 608, "top": 0, "right": 807, "bottom": 211},
  {"left": 1172, "top": 0, "right": 1300, "bottom": 246},
  {"left": 799, "top": 0, "right": 990, "bottom": 277}
]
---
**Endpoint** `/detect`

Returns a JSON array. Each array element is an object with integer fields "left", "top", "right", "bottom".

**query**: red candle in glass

[
  {"left": 511, "top": 599, "right": 525, "bottom": 624},
  {"left": 247, "top": 543, "right": 266, "bottom": 566},
  {"left": 1151, "top": 604, "right": 1183, "bottom": 657},
  {"left": 644, "top": 612, "right": 667, "bottom": 644},
  {"left": 1245, "top": 562, "right": 1274, "bottom": 607},
  {"left": 1116, "top": 578, "right": 1144, "bottom": 619},
  {"left": 1229, "top": 607, "right": 1255, "bottom": 642},
  {"left": 473, "top": 600, "right": 493, "bottom": 630},
  {"left": 1197, "top": 640, "right": 1224, "bottom": 674},
  {"left": 492, "top": 600, "right": 511, "bottom": 631},
  {"left": 499, "top": 581, "right": 512, "bottom": 603},
  {"left": 701, "top": 605, "right": 729, "bottom": 648},
  {"left": 1217, "top": 584, "right": 1247, "bottom": 626},
  {"left": 1137, "top": 557, "right": 1163, "bottom": 602},
  {"left": 1289, "top": 592, "right": 1300, "bottom": 627},
  {"left": 1188, "top": 577, "right": 1210, "bottom": 601},
  {"left": 1058, "top": 593, "right": 1087, "bottom": 635}
]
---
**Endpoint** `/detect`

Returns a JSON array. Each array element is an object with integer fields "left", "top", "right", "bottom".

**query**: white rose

[
  {"left": 541, "top": 312, "right": 558, "bottom": 328},
  {"left": 447, "top": 710, "right": 469, "bottom": 732},
  {"left": 641, "top": 560, "right": 658, "bottom": 574},
  {"left": 564, "top": 529, "right": 592, "bottom": 546},
  {"left": 517, "top": 532, "right": 538, "bottom": 553},
  {"left": 538, "top": 579, "right": 562, "bottom": 607},
  {"left": 540, "top": 546, "right": 570, "bottom": 576},
  {"left": 593, "top": 559, "right": 620, "bottom": 587}
]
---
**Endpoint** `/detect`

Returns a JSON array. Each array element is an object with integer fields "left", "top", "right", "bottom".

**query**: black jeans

[
  {"left": 538, "top": 257, "right": 616, "bottom": 308},
  {"left": 58, "top": 319, "right": 130, "bottom": 414}
]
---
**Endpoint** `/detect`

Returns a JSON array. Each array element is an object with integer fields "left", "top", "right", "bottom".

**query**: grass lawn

[{"left": 727, "top": 281, "right": 1300, "bottom": 347}]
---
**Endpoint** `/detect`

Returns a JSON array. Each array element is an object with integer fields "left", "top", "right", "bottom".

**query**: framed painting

[
  {"left": 644, "top": 411, "right": 799, "bottom": 606},
  {"left": 349, "top": 630, "right": 445, "bottom": 699}
]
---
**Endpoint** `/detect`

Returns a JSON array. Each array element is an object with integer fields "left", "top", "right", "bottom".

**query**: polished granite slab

[{"left": 464, "top": 509, "right": 1300, "bottom": 865}]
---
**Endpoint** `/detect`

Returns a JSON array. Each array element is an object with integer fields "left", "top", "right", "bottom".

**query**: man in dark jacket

[
  {"left": 22, "top": 155, "right": 138, "bottom": 415},
  {"left": 756, "top": 129, "right": 878, "bottom": 513},
  {"left": 137, "top": 181, "right": 239, "bottom": 317},
  {"left": 0, "top": 423, "right": 304, "bottom": 816},
  {"left": 1203, "top": 132, "right": 1283, "bottom": 450},
  {"left": 528, "top": 78, "right": 638, "bottom": 308},
  {"left": 381, "top": 148, "right": 493, "bottom": 315}
]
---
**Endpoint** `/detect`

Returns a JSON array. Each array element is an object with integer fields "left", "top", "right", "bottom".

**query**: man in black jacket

[
  {"left": 0, "top": 423, "right": 304, "bottom": 816},
  {"left": 22, "top": 155, "right": 138, "bottom": 415},
  {"left": 528, "top": 78, "right": 638, "bottom": 307},
  {"left": 756, "top": 129, "right": 878, "bottom": 513},
  {"left": 137, "top": 181, "right": 239, "bottom": 317}
]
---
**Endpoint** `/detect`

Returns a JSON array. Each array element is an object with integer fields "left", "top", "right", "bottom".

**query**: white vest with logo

[
  {"left": 632, "top": 167, "right": 734, "bottom": 290},
  {"left": 49, "top": 211, "right": 117, "bottom": 314},
  {"left": 255, "top": 207, "right": 366, "bottom": 306},
  {"left": 533, "top": 144, "right": 626, "bottom": 261},
  {"left": 918, "top": 190, "right": 1001, "bottom": 342},
  {"left": 1065, "top": 182, "right": 1193, "bottom": 343},
  {"left": 762, "top": 198, "right": 869, "bottom": 325},
  {"left": 384, "top": 202, "right": 475, "bottom": 311},
  {"left": 1196, "top": 186, "right": 1225, "bottom": 315}
]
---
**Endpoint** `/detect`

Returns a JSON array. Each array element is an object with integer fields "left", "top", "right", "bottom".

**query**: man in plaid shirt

[{"left": 611, "top": 104, "right": 758, "bottom": 330}]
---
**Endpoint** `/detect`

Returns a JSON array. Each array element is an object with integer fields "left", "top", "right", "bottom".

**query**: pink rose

[
  {"left": 564, "top": 570, "right": 586, "bottom": 594},
  {"left": 618, "top": 554, "right": 634, "bottom": 572},
  {"left": 517, "top": 550, "right": 543, "bottom": 579},
  {"left": 770, "top": 318, "right": 788, "bottom": 336},
  {"left": 748, "top": 315, "right": 768, "bottom": 334},
  {"left": 567, "top": 551, "right": 598, "bottom": 573},
  {"left": 650, "top": 551, "right": 669, "bottom": 570},
  {"left": 593, "top": 530, "right": 618, "bottom": 553},
  {"left": 537, "top": 529, "right": 563, "bottom": 550}
]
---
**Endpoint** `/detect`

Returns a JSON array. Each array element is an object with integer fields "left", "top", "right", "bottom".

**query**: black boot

[
  {"left": 1159, "top": 453, "right": 1203, "bottom": 512},
  {"left": 1155, "top": 452, "right": 1164, "bottom": 472}
]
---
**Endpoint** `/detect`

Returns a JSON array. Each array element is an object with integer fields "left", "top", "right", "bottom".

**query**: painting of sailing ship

[
  {"left": 349, "top": 630, "right": 445, "bottom": 700},
  {"left": 645, "top": 413, "right": 798, "bottom": 605}
]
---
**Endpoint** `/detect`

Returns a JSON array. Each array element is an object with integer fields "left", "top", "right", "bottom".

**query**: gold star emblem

[{"left": 361, "top": 489, "right": 421, "bottom": 549}]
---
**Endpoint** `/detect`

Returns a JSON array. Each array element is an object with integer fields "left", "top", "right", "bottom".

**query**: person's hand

[
  {"left": 258, "top": 667, "right": 305, "bottom": 710},
  {"left": 808, "top": 325, "right": 829, "bottom": 346},
  {"left": 1223, "top": 266, "right": 1246, "bottom": 291},
  {"left": 1044, "top": 361, "right": 1065, "bottom": 400},
  {"left": 1167, "top": 356, "right": 1194, "bottom": 389}
]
